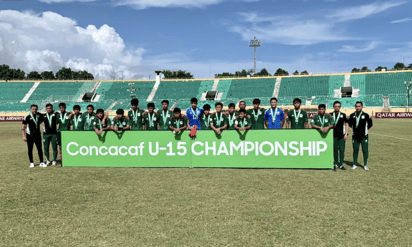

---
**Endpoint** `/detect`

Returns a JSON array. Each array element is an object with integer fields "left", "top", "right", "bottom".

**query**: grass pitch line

[{"left": 373, "top": 133, "right": 412, "bottom": 141}]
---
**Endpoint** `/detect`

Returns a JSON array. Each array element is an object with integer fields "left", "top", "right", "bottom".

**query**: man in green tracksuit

[
  {"left": 311, "top": 104, "right": 335, "bottom": 134},
  {"left": 42, "top": 103, "right": 58, "bottom": 166},
  {"left": 211, "top": 102, "right": 228, "bottom": 135},
  {"left": 200, "top": 104, "right": 212, "bottom": 130},
  {"left": 143, "top": 102, "right": 159, "bottom": 131},
  {"left": 157, "top": 100, "right": 173, "bottom": 131},
  {"left": 330, "top": 101, "right": 349, "bottom": 170},
  {"left": 169, "top": 108, "right": 188, "bottom": 134},
  {"left": 56, "top": 102, "right": 71, "bottom": 163},
  {"left": 128, "top": 98, "right": 144, "bottom": 131},
  {"left": 70, "top": 105, "right": 85, "bottom": 131},
  {"left": 225, "top": 103, "right": 238, "bottom": 130},
  {"left": 348, "top": 101, "right": 373, "bottom": 171},
  {"left": 83, "top": 104, "right": 97, "bottom": 131},
  {"left": 287, "top": 98, "right": 308, "bottom": 129},
  {"left": 247, "top": 98, "right": 266, "bottom": 130}
]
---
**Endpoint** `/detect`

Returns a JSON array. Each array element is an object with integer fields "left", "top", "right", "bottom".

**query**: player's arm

[
  {"left": 304, "top": 112, "right": 309, "bottom": 129},
  {"left": 367, "top": 114, "right": 373, "bottom": 130},
  {"left": 310, "top": 117, "right": 322, "bottom": 130},
  {"left": 21, "top": 123, "right": 27, "bottom": 142},
  {"left": 264, "top": 111, "right": 269, "bottom": 128},
  {"left": 280, "top": 112, "right": 285, "bottom": 128},
  {"left": 93, "top": 126, "right": 102, "bottom": 135}
]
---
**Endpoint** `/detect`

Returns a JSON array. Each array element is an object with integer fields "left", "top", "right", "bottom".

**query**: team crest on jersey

[
  {"left": 341, "top": 115, "right": 343, "bottom": 118},
  {"left": 180, "top": 121, "right": 183, "bottom": 124},
  {"left": 300, "top": 114, "right": 303, "bottom": 117},
  {"left": 276, "top": 112, "right": 280, "bottom": 115},
  {"left": 78, "top": 119, "right": 82, "bottom": 122},
  {"left": 154, "top": 117, "right": 157, "bottom": 121},
  {"left": 325, "top": 119, "right": 328, "bottom": 123},
  {"left": 93, "top": 122, "right": 96, "bottom": 125},
  {"left": 235, "top": 120, "right": 238, "bottom": 125},
  {"left": 122, "top": 122, "right": 126, "bottom": 125},
  {"left": 138, "top": 113, "right": 141, "bottom": 116},
  {"left": 91, "top": 116, "right": 95, "bottom": 120},
  {"left": 362, "top": 116, "right": 365, "bottom": 119},
  {"left": 245, "top": 121, "right": 248, "bottom": 124},
  {"left": 66, "top": 116, "right": 69, "bottom": 119}
]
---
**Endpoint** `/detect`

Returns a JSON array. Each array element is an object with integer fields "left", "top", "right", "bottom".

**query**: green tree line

[{"left": 0, "top": 65, "right": 94, "bottom": 81}]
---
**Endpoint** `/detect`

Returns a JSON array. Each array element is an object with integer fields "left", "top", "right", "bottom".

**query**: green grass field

[{"left": 1, "top": 120, "right": 411, "bottom": 246}]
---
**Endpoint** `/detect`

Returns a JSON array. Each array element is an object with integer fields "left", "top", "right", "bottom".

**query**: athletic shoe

[
  {"left": 339, "top": 166, "right": 346, "bottom": 170},
  {"left": 352, "top": 165, "right": 357, "bottom": 169},
  {"left": 364, "top": 166, "right": 369, "bottom": 171},
  {"left": 39, "top": 163, "right": 47, "bottom": 168},
  {"left": 30, "top": 163, "right": 35, "bottom": 168},
  {"left": 334, "top": 164, "right": 339, "bottom": 169},
  {"left": 52, "top": 161, "right": 57, "bottom": 166},
  {"left": 46, "top": 161, "right": 51, "bottom": 166}
]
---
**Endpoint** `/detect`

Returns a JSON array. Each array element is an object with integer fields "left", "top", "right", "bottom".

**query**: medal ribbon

[
  {"left": 60, "top": 112, "right": 66, "bottom": 124},
  {"left": 319, "top": 115, "right": 325, "bottom": 127},
  {"left": 356, "top": 112, "right": 363, "bottom": 128},
  {"left": 333, "top": 112, "right": 341, "bottom": 124},
  {"left": 191, "top": 107, "right": 198, "bottom": 119},
  {"left": 118, "top": 118, "right": 124, "bottom": 128},
  {"left": 98, "top": 119, "right": 102, "bottom": 129},
  {"left": 203, "top": 115, "right": 210, "bottom": 126},
  {"left": 240, "top": 118, "right": 246, "bottom": 128},
  {"left": 293, "top": 109, "right": 301, "bottom": 124},
  {"left": 86, "top": 114, "right": 92, "bottom": 126},
  {"left": 252, "top": 109, "right": 259, "bottom": 122},
  {"left": 30, "top": 112, "right": 38, "bottom": 126},
  {"left": 46, "top": 112, "right": 53, "bottom": 126},
  {"left": 148, "top": 113, "right": 154, "bottom": 127},
  {"left": 229, "top": 113, "right": 235, "bottom": 126},
  {"left": 162, "top": 110, "right": 169, "bottom": 124},
  {"left": 132, "top": 110, "right": 138, "bottom": 123},
  {"left": 216, "top": 112, "right": 222, "bottom": 127},
  {"left": 270, "top": 108, "right": 278, "bottom": 124},
  {"left": 176, "top": 118, "right": 180, "bottom": 129},
  {"left": 74, "top": 115, "right": 80, "bottom": 129}
]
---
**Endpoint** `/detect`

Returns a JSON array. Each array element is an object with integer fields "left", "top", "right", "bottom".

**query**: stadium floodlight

[
  {"left": 405, "top": 81, "right": 412, "bottom": 111},
  {"left": 249, "top": 37, "right": 262, "bottom": 74}
]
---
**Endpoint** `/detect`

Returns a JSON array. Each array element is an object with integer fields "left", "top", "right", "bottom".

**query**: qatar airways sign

[{"left": 375, "top": 112, "right": 412, "bottom": 118}]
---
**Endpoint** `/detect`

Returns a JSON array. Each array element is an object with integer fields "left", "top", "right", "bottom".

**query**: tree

[
  {"left": 27, "top": 71, "right": 42, "bottom": 80},
  {"left": 56, "top": 67, "right": 74, "bottom": 80},
  {"left": 351, "top": 67, "right": 360, "bottom": 73},
  {"left": 215, "top": 72, "right": 235, "bottom": 78},
  {"left": 407, "top": 64, "right": 412, "bottom": 70},
  {"left": 254, "top": 68, "right": 271, "bottom": 77},
  {"left": 293, "top": 70, "right": 299, "bottom": 75},
  {"left": 41, "top": 71, "right": 55, "bottom": 80},
  {"left": 393, "top": 62, "right": 405, "bottom": 70},
  {"left": 235, "top": 69, "right": 252, "bottom": 77},
  {"left": 274, "top": 68, "right": 289, "bottom": 76},
  {"left": 0, "top": 64, "right": 12, "bottom": 81},
  {"left": 300, "top": 70, "right": 309, "bottom": 75},
  {"left": 10, "top": 68, "right": 25, "bottom": 80},
  {"left": 162, "top": 70, "right": 194, "bottom": 79},
  {"left": 375, "top": 66, "right": 388, "bottom": 72},
  {"left": 361, "top": 66, "right": 371, "bottom": 72}
]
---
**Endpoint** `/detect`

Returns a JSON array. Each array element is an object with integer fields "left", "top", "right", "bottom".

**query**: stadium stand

[{"left": 0, "top": 71, "right": 410, "bottom": 113}]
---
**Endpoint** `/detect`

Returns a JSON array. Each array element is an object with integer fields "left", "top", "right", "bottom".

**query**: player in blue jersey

[
  {"left": 264, "top": 97, "right": 285, "bottom": 129},
  {"left": 186, "top": 97, "right": 204, "bottom": 130}
]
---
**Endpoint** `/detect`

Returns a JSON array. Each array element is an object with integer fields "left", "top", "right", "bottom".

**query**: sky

[{"left": 0, "top": 0, "right": 411, "bottom": 79}]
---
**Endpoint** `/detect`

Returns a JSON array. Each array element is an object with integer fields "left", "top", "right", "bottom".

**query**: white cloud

[
  {"left": 39, "top": 0, "right": 95, "bottom": 3},
  {"left": 339, "top": 41, "right": 380, "bottom": 52},
  {"left": 231, "top": 13, "right": 357, "bottom": 45},
  {"left": 112, "top": 0, "right": 224, "bottom": 9},
  {"left": 0, "top": 10, "right": 144, "bottom": 79},
  {"left": 327, "top": 1, "right": 406, "bottom": 22},
  {"left": 391, "top": 17, "right": 412, "bottom": 23}
]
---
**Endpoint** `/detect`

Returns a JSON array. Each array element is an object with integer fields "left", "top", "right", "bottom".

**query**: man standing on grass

[
  {"left": 186, "top": 97, "right": 203, "bottom": 130},
  {"left": 56, "top": 102, "right": 70, "bottom": 163},
  {"left": 158, "top": 100, "right": 173, "bottom": 131},
  {"left": 348, "top": 101, "right": 373, "bottom": 171},
  {"left": 264, "top": 97, "right": 285, "bottom": 129},
  {"left": 210, "top": 102, "right": 228, "bottom": 135},
  {"left": 83, "top": 104, "right": 97, "bottom": 131},
  {"left": 201, "top": 104, "right": 212, "bottom": 130},
  {"left": 330, "top": 101, "right": 349, "bottom": 170},
  {"left": 22, "top": 104, "right": 46, "bottom": 168},
  {"left": 286, "top": 98, "right": 308, "bottom": 129},
  {"left": 42, "top": 103, "right": 58, "bottom": 166},
  {"left": 169, "top": 108, "right": 188, "bottom": 135},
  {"left": 128, "top": 98, "right": 144, "bottom": 131},
  {"left": 143, "top": 103, "right": 159, "bottom": 131},
  {"left": 311, "top": 104, "right": 335, "bottom": 134},
  {"left": 226, "top": 103, "right": 238, "bottom": 130},
  {"left": 70, "top": 105, "right": 85, "bottom": 131},
  {"left": 247, "top": 98, "right": 265, "bottom": 130}
]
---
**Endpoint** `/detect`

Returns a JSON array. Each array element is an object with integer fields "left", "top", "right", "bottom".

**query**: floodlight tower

[
  {"left": 249, "top": 37, "right": 262, "bottom": 74},
  {"left": 405, "top": 81, "right": 412, "bottom": 112}
]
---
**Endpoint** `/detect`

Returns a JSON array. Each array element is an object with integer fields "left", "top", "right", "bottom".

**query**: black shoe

[{"left": 339, "top": 165, "right": 346, "bottom": 170}]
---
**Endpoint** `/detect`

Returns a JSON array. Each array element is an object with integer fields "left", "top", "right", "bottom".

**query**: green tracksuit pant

[
  {"left": 333, "top": 137, "right": 346, "bottom": 166},
  {"left": 43, "top": 134, "right": 57, "bottom": 162},
  {"left": 353, "top": 137, "right": 369, "bottom": 167}
]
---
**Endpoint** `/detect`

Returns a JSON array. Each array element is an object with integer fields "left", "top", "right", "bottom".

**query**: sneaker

[
  {"left": 339, "top": 166, "right": 346, "bottom": 170},
  {"left": 352, "top": 165, "right": 357, "bottom": 169},
  {"left": 30, "top": 163, "right": 35, "bottom": 168},
  {"left": 52, "top": 161, "right": 57, "bottom": 166},
  {"left": 364, "top": 166, "right": 369, "bottom": 171},
  {"left": 46, "top": 161, "right": 51, "bottom": 166},
  {"left": 39, "top": 163, "right": 47, "bottom": 168},
  {"left": 334, "top": 164, "right": 339, "bottom": 169}
]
